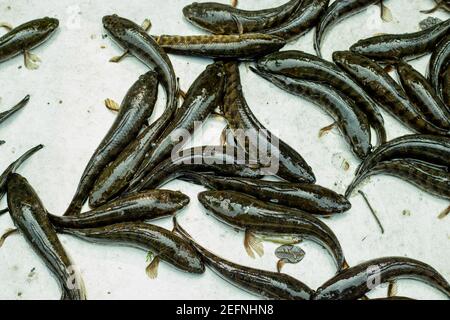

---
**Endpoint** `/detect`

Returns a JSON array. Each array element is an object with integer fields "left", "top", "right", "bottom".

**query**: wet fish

[
  {"left": 429, "top": 35, "right": 450, "bottom": 103},
  {"left": 51, "top": 190, "right": 189, "bottom": 229},
  {"left": 182, "top": 0, "right": 303, "bottom": 34},
  {"left": 350, "top": 19, "right": 450, "bottom": 61},
  {"left": 251, "top": 66, "right": 372, "bottom": 159},
  {"left": 256, "top": 50, "right": 387, "bottom": 146},
  {"left": 174, "top": 218, "right": 314, "bottom": 300},
  {"left": 57, "top": 222, "right": 205, "bottom": 277},
  {"left": 313, "top": 257, "right": 450, "bottom": 300},
  {"left": 0, "top": 17, "right": 59, "bottom": 68},
  {"left": 421, "top": 0, "right": 450, "bottom": 14},
  {"left": 0, "top": 144, "right": 43, "bottom": 202},
  {"left": 64, "top": 71, "right": 159, "bottom": 216},
  {"left": 153, "top": 33, "right": 286, "bottom": 60},
  {"left": 180, "top": 172, "right": 350, "bottom": 215},
  {"left": 264, "top": 0, "right": 330, "bottom": 41},
  {"left": 443, "top": 69, "right": 450, "bottom": 106},
  {"left": 198, "top": 190, "right": 347, "bottom": 271},
  {"left": 0, "top": 95, "right": 30, "bottom": 125},
  {"left": 7, "top": 173, "right": 86, "bottom": 300},
  {"left": 397, "top": 60, "right": 450, "bottom": 130},
  {"left": 346, "top": 159, "right": 450, "bottom": 200},
  {"left": 333, "top": 51, "right": 450, "bottom": 136},
  {"left": 222, "top": 61, "right": 315, "bottom": 183}
]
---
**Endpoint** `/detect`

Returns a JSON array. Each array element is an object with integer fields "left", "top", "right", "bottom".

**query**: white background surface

[{"left": 0, "top": 0, "right": 448, "bottom": 300}]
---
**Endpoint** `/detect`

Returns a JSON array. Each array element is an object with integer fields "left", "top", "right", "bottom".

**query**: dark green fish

[
  {"left": 0, "top": 95, "right": 30, "bottom": 125},
  {"left": 429, "top": 35, "right": 450, "bottom": 103}
]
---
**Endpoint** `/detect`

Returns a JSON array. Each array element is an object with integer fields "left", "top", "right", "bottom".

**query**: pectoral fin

[
  {"left": 141, "top": 19, "right": 152, "bottom": 32},
  {"left": 380, "top": 1, "right": 393, "bottom": 22},
  {"left": 145, "top": 255, "right": 160, "bottom": 279},
  {"left": 24, "top": 50, "right": 41, "bottom": 70},
  {"left": 388, "top": 281, "right": 398, "bottom": 297},
  {"left": 319, "top": 122, "right": 337, "bottom": 138},
  {"left": 104, "top": 98, "right": 120, "bottom": 112},
  {"left": 276, "top": 259, "right": 286, "bottom": 273},
  {"left": 0, "top": 22, "right": 13, "bottom": 31},
  {"left": 109, "top": 50, "right": 129, "bottom": 63},
  {"left": 244, "top": 230, "right": 264, "bottom": 258}
]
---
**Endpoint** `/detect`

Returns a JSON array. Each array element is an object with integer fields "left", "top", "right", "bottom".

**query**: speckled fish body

[
  {"left": 58, "top": 222, "right": 205, "bottom": 274},
  {"left": 350, "top": 19, "right": 450, "bottom": 61},
  {"left": 252, "top": 66, "right": 372, "bottom": 159},
  {"left": 126, "top": 146, "right": 263, "bottom": 190},
  {"left": 154, "top": 33, "right": 286, "bottom": 60},
  {"left": 222, "top": 61, "right": 315, "bottom": 183},
  {"left": 397, "top": 60, "right": 450, "bottom": 130},
  {"left": 51, "top": 190, "right": 189, "bottom": 229},
  {"left": 0, "top": 144, "right": 43, "bottom": 202},
  {"left": 180, "top": 172, "right": 351, "bottom": 216},
  {"left": 182, "top": 0, "right": 303, "bottom": 34},
  {"left": 174, "top": 220, "right": 314, "bottom": 300},
  {"left": 345, "top": 159, "right": 450, "bottom": 200},
  {"left": 7, "top": 174, "right": 86, "bottom": 300},
  {"left": 198, "top": 190, "right": 346, "bottom": 271},
  {"left": 0, "top": 95, "right": 30, "bottom": 125},
  {"left": 0, "top": 17, "right": 59, "bottom": 63},
  {"left": 256, "top": 51, "right": 387, "bottom": 145},
  {"left": 429, "top": 35, "right": 450, "bottom": 102},
  {"left": 333, "top": 51, "right": 450, "bottom": 136},
  {"left": 314, "top": 0, "right": 379, "bottom": 57},
  {"left": 264, "top": 0, "right": 330, "bottom": 41},
  {"left": 64, "top": 71, "right": 159, "bottom": 216},
  {"left": 313, "top": 257, "right": 450, "bottom": 300}
]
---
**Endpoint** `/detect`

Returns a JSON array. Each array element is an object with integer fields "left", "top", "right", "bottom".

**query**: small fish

[
  {"left": 7, "top": 174, "right": 86, "bottom": 300},
  {"left": 0, "top": 95, "right": 30, "bottom": 125},
  {"left": 64, "top": 72, "right": 159, "bottom": 215},
  {"left": 428, "top": 35, "right": 450, "bottom": 104},
  {"left": 313, "top": 257, "right": 450, "bottom": 300},
  {"left": 419, "top": 17, "right": 442, "bottom": 30},
  {"left": 174, "top": 218, "right": 314, "bottom": 300},
  {"left": 0, "top": 17, "right": 58, "bottom": 68},
  {"left": 275, "top": 244, "right": 306, "bottom": 272}
]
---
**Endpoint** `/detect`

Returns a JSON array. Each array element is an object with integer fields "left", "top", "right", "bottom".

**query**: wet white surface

[{"left": 0, "top": 0, "right": 448, "bottom": 300}]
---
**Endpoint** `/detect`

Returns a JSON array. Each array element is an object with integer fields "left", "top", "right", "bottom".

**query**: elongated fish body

[
  {"left": 264, "top": 0, "right": 330, "bottom": 41},
  {"left": 443, "top": 69, "right": 450, "bottom": 106},
  {"left": 174, "top": 220, "right": 314, "bottom": 300},
  {"left": 350, "top": 19, "right": 450, "bottom": 61},
  {"left": 0, "top": 144, "right": 43, "bottom": 201},
  {"left": 333, "top": 51, "right": 450, "bottom": 136},
  {"left": 354, "top": 134, "right": 450, "bottom": 177},
  {"left": 345, "top": 159, "right": 450, "bottom": 200},
  {"left": 314, "top": 0, "right": 379, "bottom": 57},
  {"left": 397, "top": 60, "right": 450, "bottom": 130},
  {"left": 65, "top": 72, "right": 159, "bottom": 216},
  {"left": 313, "top": 257, "right": 450, "bottom": 300},
  {"left": 252, "top": 67, "right": 372, "bottom": 159},
  {"left": 129, "top": 146, "right": 263, "bottom": 190},
  {"left": 198, "top": 191, "right": 346, "bottom": 271},
  {"left": 7, "top": 174, "right": 86, "bottom": 300},
  {"left": 0, "top": 17, "right": 58, "bottom": 63},
  {"left": 51, "top": 190, "right": 189, "bottom": 229},
  {"left": 124, "top": 62, "right": 225, "bottom": 197},
  {"left": 223, "top": 62, "right": 315, "bottom": 183},
  {"left": 58, "top": 222, "right": 205, "bottom": 274},
  {"left": 429, "top": 35, "right": 450, "bottom": 102},
  {"left": 153, "top": 34, "right": 286, "bottom": 60},
  {"left": 180, "top": 172, "right": 351, "bottom": 215},
  {"left": 256, "top": 51, "right": 386, "bottom": 145},
  {"left": 0, "top": 95, "right": 30, "bottom": 125},
  {"left": 182, "top": 0, "right": 303, "bottom": 34}
]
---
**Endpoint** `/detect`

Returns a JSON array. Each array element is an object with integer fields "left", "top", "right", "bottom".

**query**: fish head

[
  {"left": 198, "top": 191, "right": 246, "bottom": 223},
  {"left": 102, "top": 14, "right": 136, "bottom": 40},
  {"left": 40, "top": 17, "right": 59, "bottom": 32},
  {"left": 182, "top": 3, "right": 230, "bottom": 34}
]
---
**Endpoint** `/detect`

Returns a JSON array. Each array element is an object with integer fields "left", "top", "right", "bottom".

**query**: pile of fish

[{"left": 0, "top": 0, "right": 449, "bottom": 300}]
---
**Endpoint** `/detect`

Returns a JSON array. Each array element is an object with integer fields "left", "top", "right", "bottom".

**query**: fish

[
  {"left": 198, "top": 190, "right": 347, "bottom": 271},
  {"left": 264, "top": 0, "right": 330, "bottom": 42},
  {"left": 397, "top": 60, "right": 450, "bottom": 130},
  {"left": 0, "top": 17, "right": 59, "bottom": 69},
  {"left": 443, "top": 68, "right": 450, "bottom": 106},
  {"left": 6, "top": 173, "right": 86, "bottom": 300},
  {"left": 421, "top": 0, "right": 450, "bottom": 14},
  {"left": 121, "top": 62, "right": 225, "bottom": 199},
  {"left": 173, "top": 218, "right": 314, "bottom": 300},
  {"left": 333, "top": 51, "right": 450, "bottom": 136},
  {"left": 57, "top": 222, "right": 205, "bottom": 278},
  {"left": 251, "top": 66, "right": 372, "bottom": 159},
  {"left": 0, "top": 144, "right": 43, "bottom": 202},
  {"left": 346, "top": 159, "right": 450, "bottom": 200},
  {"left": 152, "top": 33, "right": 286, "bottom": 60},
  {"left": 256, "top": 50, "right": 387, "bottom": 146},
  {"left": 182, "top": 0, "right": 303, "bottom": 34},
  {"left": 350, "top": 19, "right": 450, "bottom": 62},
  {"left": 64, "top": 71, "right": 159, "bottom": 216},
  {"left": 0, "top": 95, "right": 30, "bottom": 125},
  {"left": 221, "top": 61, "right": 315, "bottom": 183},
  {"left": 428, "top": 35, "right": 450, "bottom": 103},
  {"left": 51, "top": 190, "right": 189, "bottom": 229},
  {"left": 126, "top": 146, "right": 263, "bottom": 190},
  {"left": 179, "top": 172, "right": 351, "bottom": 216},
  {"left": 313, "top": 257, "right": 450, "bottom": 300}
]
